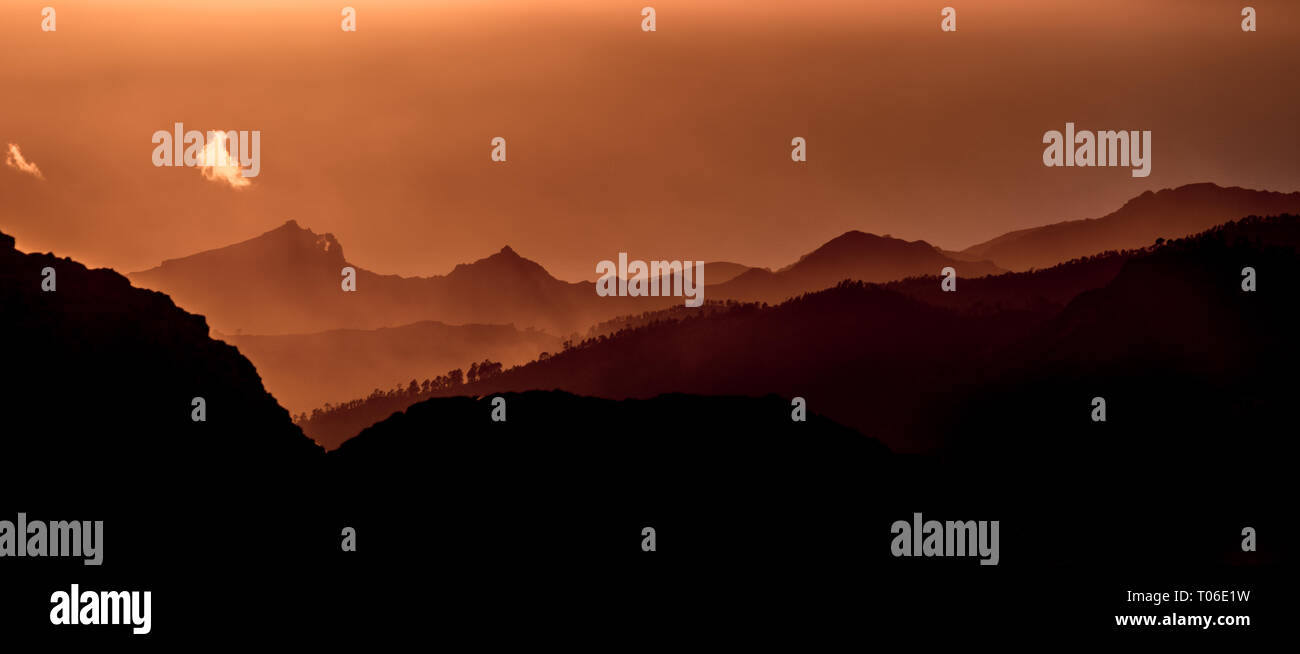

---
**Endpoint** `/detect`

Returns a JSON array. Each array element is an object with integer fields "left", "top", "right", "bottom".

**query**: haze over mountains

[
  {"left": 221, "top": 321, "right": 561, "bottom": 415},
  {"left": 127, "top": 219, "right": 1002, "bottom": 338},
  {"left": 118, "top": 182, "right": 1300, "bottom": 434},
  {"left": 709, "top": 231, "right": 1004, "bottom": 303},
  {"left": 6, "top": 181, "right": 1297, "bottom": 458},
  {"left": 130, "top": 184, "right": 1297, "bottom": 337},
  {"left": 956, "top": 183, "right": 1300, "bottom": 271},
  {"left": 364, "top": 214, "right": 1297, "bottom": 456},
  {"left": 130, "top": 220, "right": 666, "bottom": 337},
  {"left": 120, "top": 216, "right": 1008, "bottom": 416}
]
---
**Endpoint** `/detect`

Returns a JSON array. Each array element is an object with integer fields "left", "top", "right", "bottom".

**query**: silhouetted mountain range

[
  {"left": 127, "top": 221, "right": 995, "bottom": 337},
  {"left": 316, "top": 214, "right": 1298, "bottom": 456},
  {"left": 307, "top": 284, "right": 1040, "bottom": 452},
  {"left": 15, "top": 184, "right": 1296, "bottom": 461},
  {"left": 957, "top": 183, "right": 1300, "bottom": 271},
  {"left": 940, "top": 214, "right": 1300, "bottom": 457},
  {"left": 884, "top": 248, "right": 1134, "bottom": 314},
  {"left": 709, "top": 231, "right": 1003, "bottom": 303},
  {"left": 2, "top": 210, "right": 1290, "bottom": 644},
  {"left": 125, "top": 220, "right": 1013, "bottom": 415},
  {"left": 130, "top": 184, "right": 1290, "bottom": 344},
  {"left": 130, "top": 220, "right": 664, "bottom": 335},
  {"left": 128, "top": 184, "right": 1300, "bottom": 337}
]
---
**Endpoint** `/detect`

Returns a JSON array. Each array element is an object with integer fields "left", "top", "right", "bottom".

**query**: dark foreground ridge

[{"left": 0, "top": 231, "right": 322, "bottom": 473}]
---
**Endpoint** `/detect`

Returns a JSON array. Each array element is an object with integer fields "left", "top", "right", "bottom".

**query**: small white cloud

[
  {"left": 198, "top": 132, "right": 250, "bottom": 189},
  {"left": 5, "top": 143, "right": 44, "bottom": 180}
]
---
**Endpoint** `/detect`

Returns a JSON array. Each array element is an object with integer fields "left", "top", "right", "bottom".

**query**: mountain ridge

[
  {"left": 709, "top": 230, "right": 1004, "bottom": 303},
  {"left": 958, "top": 183, "right": 1300, "bottom": 270},
  {"left": 128, "top": 219, "right": 1011, "bottom": 336}
]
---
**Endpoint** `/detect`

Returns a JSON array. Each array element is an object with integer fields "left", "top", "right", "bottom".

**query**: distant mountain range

[
  {"left": 130, "top": 183, "right": 1299, "bottom": 340},
  {"left": 125, "top": 221, "right": 998, "bottom": 336},
  {"left": 123, "top": 217, "right": 1007, "bottom": 416},
  {"left": 707, "top": 231, "right": 1004, "bottom": 303},
  {"left": 955, "top": 183, "right": 1300, "bottom": 271},
  {"left": 130, "top": 221, "right": 665, "bottom": 336},
  {"left": 110, "top": 181, "right": 1300, "bottom": 451}
]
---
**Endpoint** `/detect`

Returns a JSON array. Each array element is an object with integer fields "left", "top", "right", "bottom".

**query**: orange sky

[{"left": 2, "top": 0, "right": 1298, "bottom": 281}]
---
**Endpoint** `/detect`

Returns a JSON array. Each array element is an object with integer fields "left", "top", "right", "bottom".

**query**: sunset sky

[{"left": 2, "top": 0, "right": 1298, "bottom": 282}]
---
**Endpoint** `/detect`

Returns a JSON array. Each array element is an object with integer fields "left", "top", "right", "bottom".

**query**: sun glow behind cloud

[{"left": 198, "top": 132, "right": 250, "bottom": 189}]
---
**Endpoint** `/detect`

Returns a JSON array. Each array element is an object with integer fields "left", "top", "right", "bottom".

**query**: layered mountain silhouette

[
  {"left": 708, "top": 231, "right": 1003, "bottom": 303},
  {"left": 22, "top": 183, "right": 1296, "bottom": 462},
  {"left": 221, "top": 321, "right": 560, "bottom": 415},
  {"left": 308, "top": 283, "right": 1039, "bottom": 452},
  {"left": 126, "top": 220, "right": 1015, "bottom": 416},
  {"left": 957, "top": 183, "right": 1300, "bottom": 271},
  {"left": 128, "top": 184, "right": 1300, "bottom": 341},
  {"left": 313, "top": 215, "right": 1298, "bottom": 456},
  {"left": 129, "top": 221, "right": 996, "bottom": 337},
  {"left": 138, "top": 182, "right": 1287, "bottom": 345},
  {"left": 130, "top": 220, "right": 667, "bottom": 336},
  {"left": 941, "top": 214, "right": 1300, "bottom": 458},
  {"left": 884, "top": 248, "right": 1134, "bottom": 313},
  {"left": 3, "top": 220, "right": 1286, "bottom": 643}
]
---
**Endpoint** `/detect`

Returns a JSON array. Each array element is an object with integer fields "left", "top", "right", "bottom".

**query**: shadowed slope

[
  {"left": 0, "top": 229, "right": 322, "bottom": 471},
  {"left": 941, "top": 215, "right": 1300, "bottom": 457}
]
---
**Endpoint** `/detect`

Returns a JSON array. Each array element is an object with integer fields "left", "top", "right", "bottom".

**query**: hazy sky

[{"left": 2, "top": 0, "right": 1298, "bottom": 281}]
